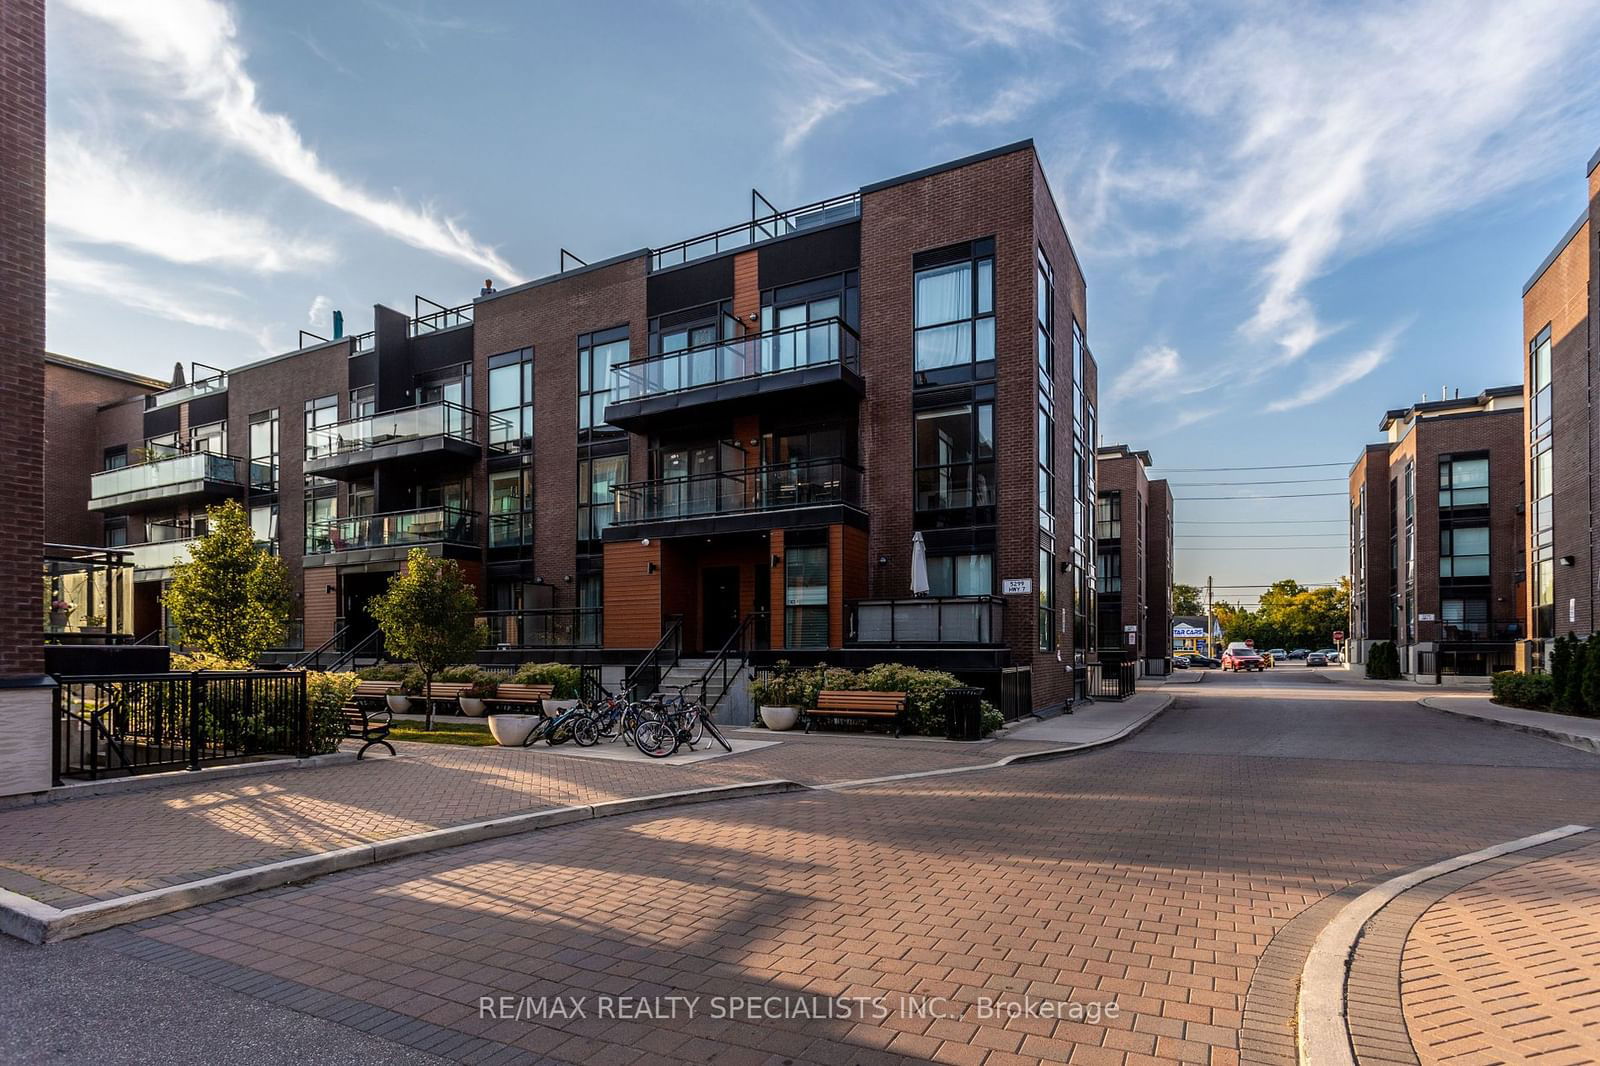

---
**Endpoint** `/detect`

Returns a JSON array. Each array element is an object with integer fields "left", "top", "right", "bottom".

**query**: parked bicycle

[
  {"left": 520, "top": 699, "right": 598, "bottom": 747},
  {"left": 634, "top": 690, "right": 732, "bottom": 757}
]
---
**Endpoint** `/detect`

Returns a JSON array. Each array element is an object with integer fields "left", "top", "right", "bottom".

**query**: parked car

[
  {"left": 1268, "top": 648, "right": 1288, "bottom": 661},
  {"left": 1305, "top": 652, "right": 1328, "bottom": 667},
  {"left": 1186, "top": 653, "right": 1220, "bottom": 668},
  {"left": 1172, "top": 655, "right": 1190, "bottom": 669},
  {"left": 1320, "top": 648, "right": 1342, "bottom": 664},
  {"left": 1289, "top": 649, "right": 1311, "bottom": 660},
  {"left": 1222, "top": 649, "right": 1265, "bottom": 672}
]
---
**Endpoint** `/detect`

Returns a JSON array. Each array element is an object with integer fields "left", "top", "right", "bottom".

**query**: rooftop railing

[
  {"left": 306, "top": 505, "right": 477, "bottom": 555},
  {"left": 612, "top": 458, "right": 862, "bottom": 525},
  {"left": 649, "top": 192, "right": 860, "bottom": 271},
  {"left": 306, "top": 400, "right": 497, "bottom": 459},
  {"left": 611, "top": 318, "right": 860, "bottom": 403},
  {"left": 410, "top": 297, "right": 472, "bottom": 336},
  {"left": 144, "top": 373, "right": 227, "bottom": 410},
  {"left": 90, "top": 452, "right": 245, "bottom": 502}
]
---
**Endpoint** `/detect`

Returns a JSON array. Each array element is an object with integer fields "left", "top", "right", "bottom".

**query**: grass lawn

[{"left": 389, "top": 719, "right": 496, "bottom": 746}]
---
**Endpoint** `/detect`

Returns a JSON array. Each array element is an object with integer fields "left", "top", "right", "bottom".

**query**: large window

[
  {"left": 304, "top": 494, "right": 335, "bottom": 554},
  {"left": 1438, "top": 456, "right": 1488, "bottom": 508},
  {"left": 913, "top": 403, "right": 993, "bottom": 513},
  {"left": 304, "top": 394, "right": 337, "bottom": 461},
  {"left": 913, "top": 244, "right": 994, "bottom": 374},
  {"left": 189, "top": 421, "right": 226, "bottom": 455},
  {"left": 490, "top": 469, "right": 533, "bottom": 548},
  {"left": 250, "top": 503, "right": 278, "bottom": 544},
  {"left": 784, "top": 544, "right": 829, "bottom": 647},
  {"left": 349, "top": 386, "right": 374, "bottom": 418},
  {"left": 1037, "top": 248, "right": 1055, "bottom": 386},
  {"left": 578, "top": 327, "right": 629, "bottom": 432},
  {"left": 1097, "top": 492, "right": 1122, "bottom": 540},
  {"left": 1038, "top": 547, "right": 1055, "bottom": 651},
  {"left": 1096, "top": 549, "right": 1122, "bottom": 593},
  {"left": 1038, "top": 392, "right": 1055, "bottom": 537},
  {"left": 578, "top": 454, "right": 627, "bottom": 543},
  {"left": 1440, "top": 526, "right": 1489, "bottom": 577},
  {"left": 489, "top": 348, "right": 533, "bottom": 451},
  {"left": 248, "top": 409, "right": 278, "bottom": 490},
  {"left": 928, "top": 553, "right": 992, "bottom": 597}
]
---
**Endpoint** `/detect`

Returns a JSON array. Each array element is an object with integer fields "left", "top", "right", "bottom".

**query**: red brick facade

[
  {"left": 43, "top": 356, "right": 162, "bottom": 548},
  {"left": 1347, "top": 443, "right": 1394, "bottom": 655},
  {"left": 1096, "top": 447, "right": 1151, "bottom": 661},
  {"left": 0, "top": 0, "right": 46, "bottom": 678}
]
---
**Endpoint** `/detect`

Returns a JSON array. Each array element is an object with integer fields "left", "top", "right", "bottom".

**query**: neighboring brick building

[
  {"left": 1145, "top": 477, "right": 1174, "bottom": 675},
  {"left": 1096, "top": 445, "right": 1154, "bottom": 671},
  {"left": 1521, "top": 145, "right": 1598, "bottom": 666},
  {"left": 48, "top": 140, "right": 1103, "bottom": 713},
  {"left": 1, "top": 0, "right": 50, "bottom": 797},
  {"left": 1347, "top": 387, "right": 1526, "bottom": 677}
]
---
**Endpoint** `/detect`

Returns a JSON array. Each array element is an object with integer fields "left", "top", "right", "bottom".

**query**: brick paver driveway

[{"left": 4, "top": 670, "right": 1597, "bottom": 1065}]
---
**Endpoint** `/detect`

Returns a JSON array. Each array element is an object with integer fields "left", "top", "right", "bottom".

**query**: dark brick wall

[
  {"left": 0, "top": 0, "right": 45, "bottom": 677},
  {"left": 473, "top": 256, "right": 649, "bottom": 605},
  {"left": 43, "top": 360, "right": 157, "bottom": 546},
  {"left": 1145, "top": 479, "right": 1173, "bottom": 663},
  {"left": 1348, "top": 444, "right": 1393, "bottom": 644},
  {"left": 1097, "top": 451, "right": 1150, "bottom": 657}
]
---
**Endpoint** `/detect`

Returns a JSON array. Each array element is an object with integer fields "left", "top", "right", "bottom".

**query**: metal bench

[
  {"left": 489, "top": 683, "right": 555, "bottom": 713},
  {"left": 806, "top": 690, "right": 908, "bottom": 738},
  {"left": 339, "top": 704, "right": 395, "bottom": 759}
]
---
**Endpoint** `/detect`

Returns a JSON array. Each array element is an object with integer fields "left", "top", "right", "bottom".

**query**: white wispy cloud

[
  {"left": 1109, "top": 344, "right": 1183, "bottom": 401},
  {"left": 48, "top": 131, "right": 335, "bottom": 274},
  {"left": 59, "top": 0, "right": 523, "bottom": 282},
  {"left": 49, "top": 244, "right": 275, "bottom": 349},
  {"left": 947, "top": 0, "right": 1069, "bottom": 50},
  {"left": 939, "top": 79, "right": 1056, "bottom": 128},
  {"left": 1264, "top": 335, "right": 1394, "bottom": 413},
  {"left": 307, "top": 294, "right": 333, "bottom": 328}
]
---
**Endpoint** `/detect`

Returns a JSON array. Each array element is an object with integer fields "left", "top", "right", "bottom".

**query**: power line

[
  {"left": 1170, "top": 478, "right": 1347, "bottom": 486},
  {"left": 1155, "top": 462, "right": 1348, "bottom": 472},
  {"left": 1177, "top": 520, "right": 1344, "bottom": 525},
  {"left": 1176, "top": 544, "right": 1346, "bottom": 550},
  {"left": 1175, "top": 492, "right": 1347, "bottom": 500},
  {"left": 1178, "top": 533, "right": 1352, "bottom": 539}
]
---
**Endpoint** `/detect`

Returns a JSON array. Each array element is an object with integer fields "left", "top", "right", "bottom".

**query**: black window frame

[{"left": 912, "top": 237, "right": 996, "bottom": 388}]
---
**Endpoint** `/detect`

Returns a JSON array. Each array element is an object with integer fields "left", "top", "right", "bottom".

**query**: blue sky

[{"left": 44, "top": 0, "right": 1600, "bottom": 597}]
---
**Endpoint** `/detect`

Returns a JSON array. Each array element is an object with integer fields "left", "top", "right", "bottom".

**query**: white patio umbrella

[{"left": 910, "top": 531, "right": 930, "bottom": 597}]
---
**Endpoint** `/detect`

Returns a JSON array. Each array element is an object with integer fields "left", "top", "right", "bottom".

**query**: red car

[{"left": 1223, "top": 650, "right": 1265, "bottom": 672}]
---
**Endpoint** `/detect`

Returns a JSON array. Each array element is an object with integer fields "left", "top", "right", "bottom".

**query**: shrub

[
  {"left": 980, "top": 701, "right": 1004, "bottom": 737},
  {"left": 306, "top": 671, "right": 359, "bottom": 754},
  {"left": 857, "top": 662, "right": 965, "bottom": 735},
  {"left": 511, "top": 662, "right": 582, "bottom": 699},
  {"left": 750, "top": 660, "right": 805, "bottom": 708},
  {"left": 437, "top": 664, "right": 504, "bottom": 699},
  {"left": 1492, "top": 670, "right": 1554, "bottom": 710},
  {"left": 355, "top": 664, "right": 411, "bottom": 683},
  {"left": 171, "top": 651, "right": 251, "bottom": 672},
  {"left": 1551, "top": 634, "right": 1573, "bottom": 699},
  {"left": 1558, "top": 638, "right": 1589, "bottom": 714},
  {"left": 1366, "top": 641, "right": 1401, "bottom": 680},
  {"left": 1582, "top": 640, "right": 1600, "bottom": 718}
]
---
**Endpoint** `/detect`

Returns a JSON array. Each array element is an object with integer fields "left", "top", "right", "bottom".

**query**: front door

[{"left": 701, "top": 566, "right": 741, "bottom": 653}]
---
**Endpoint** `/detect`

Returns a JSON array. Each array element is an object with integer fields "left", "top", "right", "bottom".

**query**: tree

[
  {"left": 1215, "top": 578, "right": 1350, "bottom": 650},
  {"left": 162, "top": 499, "right": 292, "bottom": 662},
  {"left": 1173, "top": 584, "right": 1204, "bottom": 616},
  {"left": 1560, "top": 637, "right": 1589, "bottom": 715},
  {"left": 368, "top": 548, "right": 486, "bottom": 729}
]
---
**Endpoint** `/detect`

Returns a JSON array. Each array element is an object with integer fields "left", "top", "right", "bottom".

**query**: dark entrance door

[
  {"left": 341, "top": 571, "right": 390, "bottom": 652},
  {"left": 701, "top": 566, "right": 740, "bottom": 653}
]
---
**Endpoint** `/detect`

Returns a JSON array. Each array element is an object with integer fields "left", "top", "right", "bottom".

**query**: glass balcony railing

[
  {"left": 489, "top": 512, "right": 534, "bottom": 549},
  {"left": 479, "top": 608, "right": 602, "bottom": 649},
  {"left": 305, "top": 401, "right": 493, "bottom": 460},
  {"left": 124, "top": 535, "right": 276, "bottom": 572},
  {"left": 610, "top": 318, "right": 860, "bottom": 404},
  {"left": 649, "top": 193, "right": 860, "bottom": 271},
  {"left": 612, "top": 458, "right": 862, "bottom": 525},
  {"left": 848, "top": 596, "right": 1005, "bottom": 646},
  {"left": 305, "top": 506, "right": 477, "bottom": 555},
  {"left": 145, "top": 374, "right": 227, "bottom": 410},
  {"left": 90, "top": 452, "right": 245, "bottom": 502}
]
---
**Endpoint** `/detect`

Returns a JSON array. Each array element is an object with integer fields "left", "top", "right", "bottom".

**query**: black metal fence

[
  {"left": 1086, "top": 658, "right": 1137, "bottom": 700},
  {"left": 53, "top": 671, "right": 310, "bottom": 783},
  {"left": 998, "top": 666, "right": 1033, "bottom": 720}
]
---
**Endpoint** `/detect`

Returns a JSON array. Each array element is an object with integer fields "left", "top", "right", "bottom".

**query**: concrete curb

[
  {"left": 0, "top": 751, "right": 363, "bottom": 810},
  {"left": 819, "top": 692, "right": 1173, "bottom": 791},
  {"left": 1418, "top": 696, "right": 1600, "bottom": 755},
  {"left": 0, "top": 779, "right": 804, "bottom": 945},
  {"left": 1296, "top": 824, "right": 1593, "bottom": 1066}
]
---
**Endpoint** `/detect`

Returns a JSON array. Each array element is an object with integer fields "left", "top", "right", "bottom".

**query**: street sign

[{"left": 1332, "top": 630, "right": 1345, "bottom": 642}]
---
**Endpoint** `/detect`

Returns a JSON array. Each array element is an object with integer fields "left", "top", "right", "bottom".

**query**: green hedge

[
  {"left": 1492, "top": 671, "right": 1553, "bottom": 710},
  {"left": 756, "top": 660, "right": 997, "bottom": 737},
  {"left": 511, "top": 662, "right": 582, "bottom": 699},
  {"left": 307, "top": 671, "right": 359, "bottom": 753}
]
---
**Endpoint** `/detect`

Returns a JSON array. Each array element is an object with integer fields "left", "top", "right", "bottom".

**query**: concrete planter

[
  {"left": 458, "top": 696, "right": 487, "bottom": 717},
  {"left": 760, "top": 706, "right": 800, "bottom": 731},
  {"left": 542, "top": 699, "right": 580, "bottom": 716},
  {"left": 487, "top": 714, "right": 539, "bottom": 747},
  {"left": 386, "top": 694, "right": 411, "bottom": 714}
]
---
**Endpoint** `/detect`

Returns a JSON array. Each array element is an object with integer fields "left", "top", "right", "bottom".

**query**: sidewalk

[
  {"left": 0, "top": 689, "right": 1171, "bottom": 943},
  {"left": 1419, "top": 692, "right": 1600, "bottom": 754}
]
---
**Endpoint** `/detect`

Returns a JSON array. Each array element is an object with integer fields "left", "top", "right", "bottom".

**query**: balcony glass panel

[
  {"left": 310, "top": 506, "right": 477, "bottom": 553},
  {"left": 612, "top": 459, "right": 861, "bottom": 524},
  {"left": 850, "top": 596, "right": 1004, "bottom": 645},
  {"left": 306, "top": 401, "right": 493, "bottom": 458},
  {"left": 90, "top": 452, "right": 245, "bottom": 501},
  {"left": 145, "top": 374, "right": 227, "bottom": 410},
  {"left": 612, "top": 319, "right": 858, "bottom": 402}
]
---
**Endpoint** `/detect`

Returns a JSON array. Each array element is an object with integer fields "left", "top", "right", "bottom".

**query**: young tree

[
  {"left": 1582, "top": 638, "right": 1600, "bottom": 718},
  {"left": 162, "top": 499, "right": 292, "bottom": 662},
  {"left": 1561, "top": 637, "right": 1589, "bottom": 714},
  {"left": 1173, "top": 584, "right": 1204, "bottom": 617},
  {"left": 368, "top": 548, "right": 486, "bottom": 729}
]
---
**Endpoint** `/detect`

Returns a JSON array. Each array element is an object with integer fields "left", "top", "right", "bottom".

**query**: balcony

[
  {"left": 88, "top": 452, "right": 245, "bottom": 513},
  {"left": 1434, "top": 620, "right": 1524, "bottom": 644},
  {"left": 479, "top": 608, "right": 602, "bottom": 649},
  {"left": 145, "top": 373, "right": 227, "bottom": 410},
  {"left": 848, "top": 596, "right": 1005, "bottom": 646},
  {"left": 604, "top": 318, "right": 863, "bottom": 430},
  {"left": 304, "top": 505, "right": 478, "bottom": 563},
  {"left": 303, "top": 401, "right": 503, "bottom": 479},
  {"left": 649, "top": 192, "right": 860, "bottom": 271},
  {"left": 124, "top": 528, "right": 276, "bottom": 581},
  {"left": 609, "top": 458, "right": 863, "bottom": 537}
]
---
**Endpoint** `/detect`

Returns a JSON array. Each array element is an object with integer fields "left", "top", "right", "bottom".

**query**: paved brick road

[
  {"left": 6, "top": 670, "right": 1590, "bottom": 1066},
  {"left": 0, "top": 729, "right": 1060, "bottom": 907},
  {"left": 1401, "top": 838, "right": 1600, "bottom": 1065}
]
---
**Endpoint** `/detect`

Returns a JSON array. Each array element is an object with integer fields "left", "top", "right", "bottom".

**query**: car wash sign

[{"left": 1172, "top": 623, "right": 1206, "bottom": 639}]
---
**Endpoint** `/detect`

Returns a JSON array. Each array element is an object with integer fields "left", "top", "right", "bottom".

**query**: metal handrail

[
  {"left": 610, "top": 318, "right": 860, "bottom": 402},
  {"left": 326, "top": 628, "right": 383, "bottom": 672},
  {"left": 410, "top": 296, "right": 473, "bottom": 335},
  {"left": 306, "top": 400, "right": 495, "bottom": 457},
  {"left": 650, "top": 192, "right": 860, "bottom": 271},
  {"left": 291, "top": 624, "right": 349, "bottom": 670},
  {"left": 611, "top": 458, "right": 863, "bottom": 524},
  {"left": 625, "top": 619, "right": 682, "bottom": 699},
  {"left": 692, "top": 610, "right": 765, "bottom": 712}
]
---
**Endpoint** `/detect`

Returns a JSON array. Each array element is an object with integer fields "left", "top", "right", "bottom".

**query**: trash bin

[{"left": 944, "top": 686, "right": 984, "bottom": 741}]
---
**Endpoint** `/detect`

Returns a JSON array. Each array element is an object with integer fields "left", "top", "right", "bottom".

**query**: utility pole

[{"left": 1206, "top": 575, "right": 1214, "bottom": 657}]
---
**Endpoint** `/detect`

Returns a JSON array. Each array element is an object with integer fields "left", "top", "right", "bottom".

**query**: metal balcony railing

[
  {"left": 305, "top": 401, "right": 495, "bottom": 459},
  {"left": 649, "top": 193, "right": 860, "bottom": 271},
  {"left": 306, "top": 505, "right": 477, "bottom": 554},
  {"left": 611, "top": 458, "right": 862, "bottom": 524},
  {"left": 479, "top": 608, "right": 602, "bottom": 649},
  {"left": 90, "top": 452, "right": 245, "bottom": 502},
  {"left": 847, "top": 596, "right": 1005, "bottom": 646},
  {"left": 144, "top": 373, "right": 227, "bottom": 410},
  {"left": 610, "top": 318, "right": 860, "bottom": 403}
]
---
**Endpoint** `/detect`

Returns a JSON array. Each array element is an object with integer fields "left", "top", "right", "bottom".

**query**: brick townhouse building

[
  {"left": 43, "top": 140, "right": 1105, "bottom": 713},
  {"left": 1346, "top": 387, "right": 1526, "bottom": 677},
  {"left": 1520, "top": 144, "right": 1599, "bottom": 667},
  {"left": 1094, "top": 445, "right": 1173, "bottom": 675}
]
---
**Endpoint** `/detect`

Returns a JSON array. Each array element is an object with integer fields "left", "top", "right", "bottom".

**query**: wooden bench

[
  {"left": 339, "top": 704, "right": 395, "bottom": 759},
  {"left": 805, "top": 690, "right": 908, "bottom": 738},
  {"left": 424, "top": 682, "right": 473, "bottom": 702},
  {"left": 352, "top": 680, "right": 401, "bottom": 708},
  {"left": 488, "top": 683, "right": 555, "bottom": 713}
]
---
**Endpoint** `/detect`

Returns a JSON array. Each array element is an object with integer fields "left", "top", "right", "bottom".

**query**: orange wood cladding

[
  {"left": 769, "top": 529, "right": 786, "bottom": 648},
  {"left": 303, "top": 566, "right": 338, "bottom": 648},
  {"left": 603, "top": 539, "right": 663, "bottom": 648},
  {"left": 732, "top": 251, "right": 760, "bottom": 328}
]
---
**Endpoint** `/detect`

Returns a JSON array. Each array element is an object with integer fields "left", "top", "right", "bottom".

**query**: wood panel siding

[
  {"left": 303, "top": 567, "right": 339, "bottom": 648},
  {"left": 732, "top": 251, "right": 760, "bottom": 329},
  {"left": 603, "top": 539, "right": 662, "bottom": 648}
]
